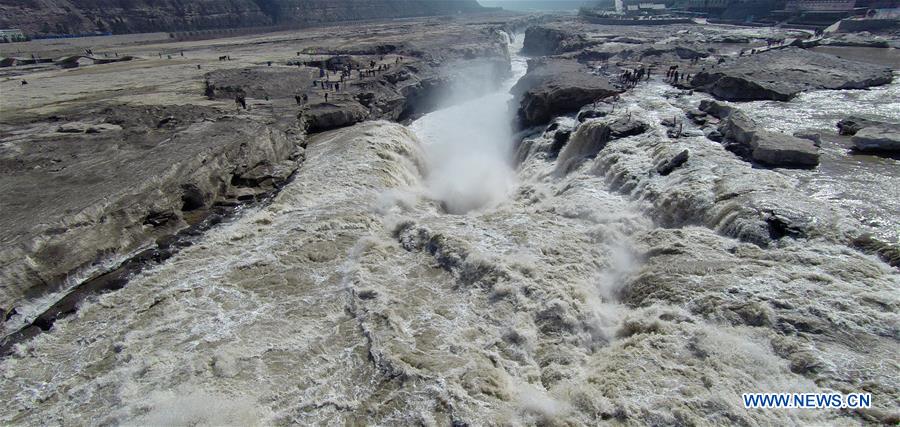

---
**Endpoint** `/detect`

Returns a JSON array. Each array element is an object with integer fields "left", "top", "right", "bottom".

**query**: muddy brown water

[{"left": 810, "top": 45, "right": 900, "bottom": 68}]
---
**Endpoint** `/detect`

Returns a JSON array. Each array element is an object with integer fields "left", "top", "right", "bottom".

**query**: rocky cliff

[{"left": 0, "top": 0, "right": 485, "bottom": 36}]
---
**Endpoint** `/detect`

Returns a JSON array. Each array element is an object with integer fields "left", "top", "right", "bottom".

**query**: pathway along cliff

[{"left": 1, "top": 29, "right": 899, "bottom": 426}]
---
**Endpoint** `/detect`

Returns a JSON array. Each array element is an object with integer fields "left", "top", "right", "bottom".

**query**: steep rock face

[
  {"left": 554, "top": 112, "right": 647, "bottom": 174},
  {"left": 0, "top": 0, "right": 485, "bottom": 35},
  {"left": 0, "top": 17, "right": 515, "bottom": 349},
  {"left": 511, "top": 58, "right": 621, "bottom": 128},
  {"left": 521, "top": 25, "right": 588, "bottom": 55},
  {"left": 0, "top": 106, "right": 304, "bottom": 315},
  {"left": 691, "top": 47, "right": 893, "bottom": 101},
  {"left": 302, "top": 101, "right": 369, "bottom": 133},
  {"left": 204, "top": 50, "right": 510, "bottom": 129}
]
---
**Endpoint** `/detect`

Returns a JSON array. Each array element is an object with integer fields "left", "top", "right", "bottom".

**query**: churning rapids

[{"left": 1, "top": 35, "right": 898, "bottom": 425}]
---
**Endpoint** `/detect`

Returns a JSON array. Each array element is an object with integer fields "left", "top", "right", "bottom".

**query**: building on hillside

[
  {"left": 0, "top": 29, "right": 26, "bottom": 43},
  {"left": 676, "top": 0, "right": 782, "bottom": 20},
  {"left": 785, "top": 0, "right": 857, "bottom": 11},
  {"left": 768, "top": 0, "right": 896, "bottom": 25},
  {"left": 616, "top": 0, "right": 668, "bottom": 13},
  {"left": 677, "top": 0, "right": 894, "bottom": 21}
]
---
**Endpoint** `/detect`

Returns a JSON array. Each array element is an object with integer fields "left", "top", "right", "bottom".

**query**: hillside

[{"left": 0, "top": 0, "right": 486, "bottom": 36}]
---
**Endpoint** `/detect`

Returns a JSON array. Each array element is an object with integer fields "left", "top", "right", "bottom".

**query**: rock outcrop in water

[
  {"left": 837, "top": 116, "right": 900, "bottom": 153},
  {"left": 837, "top": 116, "right": 886, "bottom": 136},
  {"left": 748, "top": 131, "right": 820, "bottom": 168},
  {"left": 712, "top": 106, "right": 820, "bottom": 168},
  {"left": 699, "top": 100, "right": 820, "bottom": 168},
  {"left": 511, "top": 58, "right": 620, "bottom": 127},
  {"left": 691, "top": 47, "right": 894, "bottom": 101},
  {"left": 852, "top": 125, "right": 900, "bottom": 152}
]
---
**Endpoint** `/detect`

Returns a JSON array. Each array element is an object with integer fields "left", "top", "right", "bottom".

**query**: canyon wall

[{"left": 0, "top": 0, "right": 485, "bottom": 36}]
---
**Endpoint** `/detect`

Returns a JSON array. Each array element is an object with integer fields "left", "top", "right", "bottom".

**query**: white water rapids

[
  {"left": 1, "top": 35, "right": 898, "bottom": 425},
  {"left": 410, "top": 35, "right": 526, "bottom": 215}
]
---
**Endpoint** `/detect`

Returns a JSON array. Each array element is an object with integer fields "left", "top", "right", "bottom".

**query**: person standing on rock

[
  {"left": 324, "top": 92, "right": 328, "bottom": 102},
  {"left": 235, "top": 94, "right": 247, "bottom": 110}
]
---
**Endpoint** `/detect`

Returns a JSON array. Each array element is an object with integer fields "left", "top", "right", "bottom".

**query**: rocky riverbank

[
  {"left": 0, "top": 14, "right": 517, "bottom": 349},
  {"left": 506, "top": 19, "right": 899, "bottom": 423}
]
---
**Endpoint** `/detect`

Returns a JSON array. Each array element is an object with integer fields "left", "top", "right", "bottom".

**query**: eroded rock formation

[
  {"left": 0, "top": 106, "right": 304, "bottom": 321},
  {"left": 691, "top": 47, "right": 893, "bottom": 101},
  {"left": 511, "top": 58, "right": 621, "bottom": 127}
]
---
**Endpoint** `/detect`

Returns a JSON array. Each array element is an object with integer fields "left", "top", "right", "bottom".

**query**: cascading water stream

[{"left": 409, "top": 33, "right": 528, "bottom": 214}]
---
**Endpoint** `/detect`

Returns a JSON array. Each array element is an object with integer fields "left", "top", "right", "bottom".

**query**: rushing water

[
  {"left": 1, "top": 35, "right": 898, "bottom": 425},
  {"left": 410, "top": 36, "right": 527, "bottom": 214},
  {"left": 734, "top": 74, "right": 900, "bottom": 243}
]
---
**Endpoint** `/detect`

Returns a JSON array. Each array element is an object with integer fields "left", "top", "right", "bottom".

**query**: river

[{"left": 1, "top": 34, "right": 897, "bottom": 426}]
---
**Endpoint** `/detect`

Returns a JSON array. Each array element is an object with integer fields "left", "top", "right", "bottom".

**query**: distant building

[
  {"left": 617, "top": 0, "right": 667, "bottom": 13},
  {"left": 677, "top": 0, "right": 782, "bottom": 19},
  {"left": 785, "top": 0, "right": 857, "bottom": 11},
  {"left": 768, "top": 0, "right": 897, "bottom": 25},
  {"left": 0, "top": 29, "right": 26, "bottom": 43}
]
